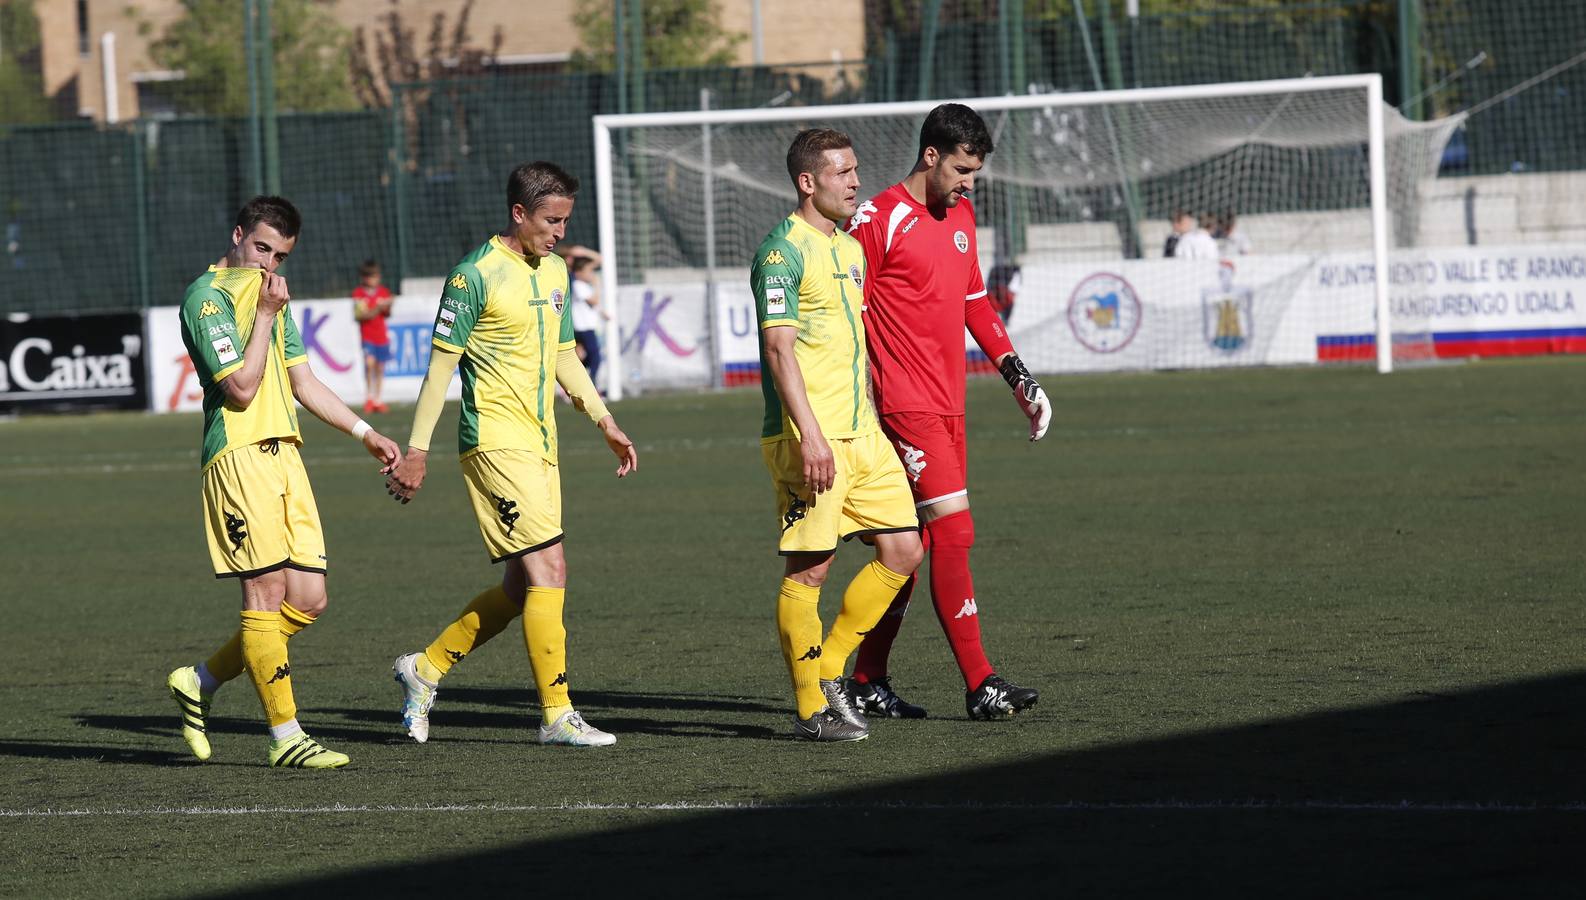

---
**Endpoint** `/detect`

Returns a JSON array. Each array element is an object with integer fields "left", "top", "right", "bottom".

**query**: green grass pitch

[{"left": 2, "top": 358, "right": 1583, "bottom": 896}]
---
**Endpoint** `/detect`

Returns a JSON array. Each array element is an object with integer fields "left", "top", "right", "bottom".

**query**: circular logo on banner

[
  {"left": 849, "top": 263, "right": 863, "bottom": 289},
  {"left": 953, "top": 231, "right": 969, "bottom": 253},
  {"left": 551, "top": 288, "right": 565, "bottom": 315},
  {"left": 1067, "top": 272, "right": 1142, "bottom": 354}
]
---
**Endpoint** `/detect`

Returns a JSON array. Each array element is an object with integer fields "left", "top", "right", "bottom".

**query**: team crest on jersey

[
  {"left": 849, "top": 264, "right": 863, "bottom": 289},
  {"left": 953, "top": 230, "right": 969, "bottom": 253},
  {"left": 551, "top": 288, "right": 565, "bottom": 315},
  {"left": 198, "top": 300, "right": 223, "bottom": 319},
  {"left": 763, "top": 249, "right": 787, "bottom": 267},
  {"left": 449, "top": 273, "right": 468, "bottom": 291}
]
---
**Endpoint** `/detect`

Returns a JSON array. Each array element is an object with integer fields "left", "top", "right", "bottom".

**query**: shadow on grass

[
  {"left": 438, "top": 686, "right": 786, "bottom": 716},
  {"left": 208, "top": 671, "right": 1586, "bottom": 896},
  {"left": 0, "top": 739, "right": 193, "bottom": 767}
]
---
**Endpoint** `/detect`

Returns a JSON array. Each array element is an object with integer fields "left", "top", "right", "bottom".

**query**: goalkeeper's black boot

[
  {"left": 848, "top": 676, "right": 928, "bottom": 719},
  {"left": 966, "top": 673, "right": 1038, "bottom": 720}
]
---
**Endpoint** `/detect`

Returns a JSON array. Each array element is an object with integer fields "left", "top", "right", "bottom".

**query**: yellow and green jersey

[
  {"left": 179, "top": 266, "right": 306, "bottom": 470},
  {"left": 433, "top": 236, "right": 575, "bottom": 461},
  {"left": 751, "top": 214, "right": 877, "bottom": 443}
]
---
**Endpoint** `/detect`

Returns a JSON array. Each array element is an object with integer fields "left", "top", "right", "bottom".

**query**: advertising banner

[{"left": 0, "top": 312, "right": 148, "bottom": 413}]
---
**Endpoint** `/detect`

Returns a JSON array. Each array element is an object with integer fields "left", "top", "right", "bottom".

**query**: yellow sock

[
  {"left": 522, "top": 587, "right": 570, "bottom": 713},
  {"left": 777, "top": 578, "right": 825, "bottom": 719},
  {"left": 820, "top": 561, "right": 910, "bottom": 681},
  {"left": 204, "top": 601, "right": 317, "bottom": 686},
  {"left": 240, "top": 610, "right": 296, "bottom": 728},
  {"left": 422, "top": 585, "right": 520, "bottom": 681}
]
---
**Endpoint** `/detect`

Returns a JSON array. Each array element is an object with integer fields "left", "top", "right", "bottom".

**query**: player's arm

[
  {"left": 762, "top": 325, "right": 833, "bottom": 494},
  {"left": 286, "top": 362, "right": 400, "bottom": 470},
  {"left": 216, "top": 272, "right": 291, "bottom": 409},
  {"left": 555, "top": 348, "right": 637, "bottom": 478},
  {"left": 385, "top": 347, "right": 460, "bottom": 503},
  {"left": 352, "top": 294, "right": 374, "bottom": 322},
  {"left": 964, "top": 263, "right": 1051, "bottom": 442}
]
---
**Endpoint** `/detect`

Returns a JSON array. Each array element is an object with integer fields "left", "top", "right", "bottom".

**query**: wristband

[
  {"left": 351, "top": 420, "right": 372, "bottom": 440},
  {"left": 999, "top": 354, "right": 1032, "bottom": 389}
]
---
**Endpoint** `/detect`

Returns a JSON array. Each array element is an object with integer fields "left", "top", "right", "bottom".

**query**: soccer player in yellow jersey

[
  {"left": 753, "top": 129, "right": 925, "bottom": 742},
  {"left": 385, "top": 162, "right": 639, "bottom": 747},
  {"left": 165, "top": 196, "right": 402, "bottom": 769}
]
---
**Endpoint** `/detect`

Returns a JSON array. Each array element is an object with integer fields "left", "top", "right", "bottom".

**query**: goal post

[{"left": 594, "top": 74, "right": 1462, "bottom": 398}]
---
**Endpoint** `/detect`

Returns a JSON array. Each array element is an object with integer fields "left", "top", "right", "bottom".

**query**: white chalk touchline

[{"left": 3, "top": 799, "right": 1582, "bottom": 818}]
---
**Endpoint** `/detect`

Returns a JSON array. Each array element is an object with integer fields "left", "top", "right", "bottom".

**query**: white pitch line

[{"left": 3, "top": 799, "right": 1583, "bottom": 819}]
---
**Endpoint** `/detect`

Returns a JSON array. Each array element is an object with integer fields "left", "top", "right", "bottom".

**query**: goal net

[{"left": 593, "top": 75, "right": 1462, "bottom": 398}]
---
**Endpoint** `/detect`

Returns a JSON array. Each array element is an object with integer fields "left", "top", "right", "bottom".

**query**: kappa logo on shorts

[
  {"left": 781, "top": 489, "right": 808, "bottom": 533},
  {"left": 490, "top": 493, "right": 520, "bottom": 535},
  {"left": 449, "top": 272, "right": 468, "bottom": 291},
  {"left": 897, "top": 441, "right": 927, "bottom": 482},
  {"left": 266, "top": 663, "right": 291, "bottom": 684},
  {"left": 198, "top": 300, "right": 223, "bottom": 318},
  {"left": 763, "top": 249, "right": 787, "bottom": 267},
  {"left": 223, "top": 511, "right": 248, "bottom": 551}
]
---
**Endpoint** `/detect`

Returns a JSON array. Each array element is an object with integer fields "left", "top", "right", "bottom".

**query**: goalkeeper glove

[{"left": 999, "top": 355, "right": 1051, "bottom": 442}]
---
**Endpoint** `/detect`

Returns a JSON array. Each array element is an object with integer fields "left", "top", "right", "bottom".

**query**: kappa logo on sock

[
  {"left": 954, "top": 598, "right": 978, "bottom": 619},
  {"left": 797, "top": 645, "right": 822, "bottom": 661},
  {"left": 549, "top": 672, "right": 567, "bottom": 687},
  {"left": 490, "top": 493, "right": 520, "bottom": 535},
  {"left": 446, "top": 649, "right": 466, "bottom": 663},
  {"left": 266, "top": 663, "right": 291, "bottom": 684},
  {"left": 224, "top": 511, "right": 248, "bottom": 551}
]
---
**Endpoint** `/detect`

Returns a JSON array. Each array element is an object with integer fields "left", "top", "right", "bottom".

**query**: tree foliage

[
  {"left": 570, "top": 0, "right": 744, "bottom": 71},
  {"left": 348, "top": 0, "right": 502, "bottom": 109},
  {"left": 0, "top": 0, "right": 56, "bottom": 124},
  {"left": 134, "top": 0, "right": 356, "bottom": 116}
]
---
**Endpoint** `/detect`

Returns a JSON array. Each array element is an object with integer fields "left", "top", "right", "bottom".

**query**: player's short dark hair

[
  {"left": 507, "top": 161, "right": 579, "bottom": 213},
  {"left": 568, "top": 255, "right": 596, "bottom": 274},
  {"left": 358, "top": 258, "right": 381, "bottom": 277},
  {"left": 235, "top": 196, "right": 301, "bottom": 239},
  {"left": 918, "top": 103, "right": 994, "bottom": 162},
  {"left": 786, "top": 128, "right": 853, "bottom": 188}
]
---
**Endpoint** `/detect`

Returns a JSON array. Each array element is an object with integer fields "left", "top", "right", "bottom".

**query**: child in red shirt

[{"left": 352, "top": 258, "right": 394, "bottom": 413}]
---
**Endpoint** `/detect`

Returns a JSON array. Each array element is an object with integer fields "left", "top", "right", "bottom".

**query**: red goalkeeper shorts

[{"left": 879, "top": 411, "right": 968, "bottom": 510}]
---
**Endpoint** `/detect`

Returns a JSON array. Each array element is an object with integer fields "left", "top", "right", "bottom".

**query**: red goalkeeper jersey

[{"left": 846, "top": 182, "right": 1011, "bottom": 416}]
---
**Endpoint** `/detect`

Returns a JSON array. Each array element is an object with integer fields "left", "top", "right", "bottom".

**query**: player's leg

[
  {"left": 510, "top": 541, "right": 607, "bottom": 747},
  {"left": 918, "top": 419, "right": 1038, "bottom": 719},
  {"left": 821, "top": 432, "right": 923, "bottom": 726},
  {"left": 764, "top": 438, "right": 865, "bottom": 743},
  {"left": 363, "top": 345, "right": 378, "bottom": 412},
  {"left": 371, "top": 344, "right": 389, "bottom": 411}
]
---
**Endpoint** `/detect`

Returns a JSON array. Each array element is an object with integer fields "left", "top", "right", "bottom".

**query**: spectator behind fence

[
  {"left": 1216, "top": 210, "right": 1252, "bottom": 257},
  {"left": 352, "top": 259, "right": 394, "bottom": 413},
  {"left": 1170, "top": 208, "right": 1218, "bottom": 260},
  {"left": 986, "top": 261, "right": 1021, "bottom": 324}
]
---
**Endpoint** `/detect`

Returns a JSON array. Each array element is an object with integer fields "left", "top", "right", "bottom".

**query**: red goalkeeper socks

[{"left": 926, "top": 510, "right": 994, "bottom": 690}]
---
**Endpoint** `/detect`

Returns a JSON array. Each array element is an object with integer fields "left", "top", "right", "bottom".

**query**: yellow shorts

[
  {"left": 762, "top": 429, "right": 919, "bottom": 556},
  {"left": 461, "top": 449, "right": 563, "bottom": 563},
  {"left": 202, "top": 439, "right": 326, "bottom": 579}
]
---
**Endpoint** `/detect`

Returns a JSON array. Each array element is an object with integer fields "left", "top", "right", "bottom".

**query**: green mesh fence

[{"left": 1, "top": 0, "right": 1582, "bottom": 316}]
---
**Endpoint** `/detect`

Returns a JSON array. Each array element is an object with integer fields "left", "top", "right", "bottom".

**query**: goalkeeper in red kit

[{"left": 844, "top": 103, "right": 1051, "bottom": 720}]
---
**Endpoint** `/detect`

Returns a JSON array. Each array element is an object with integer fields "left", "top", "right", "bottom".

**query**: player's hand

[
  {"left": 259, "top": 272, "right": 290, "bottom": 316},
  {"left": 999, "top": 354, "right": 1051, "bottom": 442},
  {"left": 363, "top": 429, "right": 401, "bottom": 474},
  {"left": 386, "top": 447, "right": 428, "bottom": 504},
  {"left": 597, "top": 416, "right": 638, "bottom": 478},
  {"left": 800, "top": 431, "right": 835, "bottom": 494}
]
